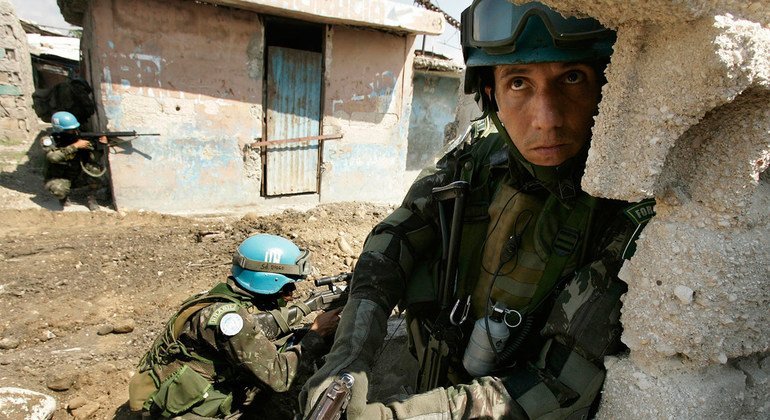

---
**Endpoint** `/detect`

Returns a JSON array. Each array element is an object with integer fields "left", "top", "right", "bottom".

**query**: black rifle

[
  {"left": 254, "top": 272, "right": 352, "bottom": 341},
  {"left": 79, "top": 131, "right": 160, "bottom": 147},
  {"left": 415, "top": 181, "right": 470, "bottom": 392},
  {"left": 305, "top": 373, "right": 355, "bottom": 420}
]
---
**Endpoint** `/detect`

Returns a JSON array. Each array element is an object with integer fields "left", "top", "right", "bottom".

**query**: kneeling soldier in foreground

[{"left": 130, "top": 234, "right": 340, "bottom": 419}]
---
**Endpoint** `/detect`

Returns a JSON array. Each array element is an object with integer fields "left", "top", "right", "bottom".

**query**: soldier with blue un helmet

[
  {"left": 129, "top": 234, "right": 340, "bottom": 419},
  {"left": 302, "top": 1, "right": 654, "bottom": 418},
  {"left": 41, "top": 111, "right": 107, "bottom": 210}
]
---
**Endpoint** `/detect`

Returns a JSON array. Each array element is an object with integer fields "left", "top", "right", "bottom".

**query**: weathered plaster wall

[
  {"left": 0, "top": 0, "right": 37, "bottom": 146},
  {"left": 320, "top": 26, "right": 415, "bottom": 203},
  {"left": 83, "top": 0, "right": 264, "bottom": 212},
  {"left": 406, "top": 72, "right": 461, "bottom": 171},
  {"left": 532, "top": 0, "right": 770, "bottom": 418}
]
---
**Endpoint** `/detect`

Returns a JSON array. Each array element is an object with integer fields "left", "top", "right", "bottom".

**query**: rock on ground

[{"left": 0, "top": 387, "right": 56, "bottom": 420}]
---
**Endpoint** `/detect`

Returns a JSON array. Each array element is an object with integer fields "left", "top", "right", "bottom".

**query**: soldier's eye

[
  {"left": 511, "top": 78, "right": 526, "bottom": 90},
  {"left": 564, "top": 71, "right": 585, "bottom": 84}
]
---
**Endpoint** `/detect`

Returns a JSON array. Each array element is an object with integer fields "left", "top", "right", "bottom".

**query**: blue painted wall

[{"left": 406, "top": 73, "right": 461, "bottom": 171}]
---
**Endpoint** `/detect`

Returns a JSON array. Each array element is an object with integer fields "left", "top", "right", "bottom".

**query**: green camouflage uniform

[
  {"left": 132, "top": 280, "right": 327, "bottom": 419},
  {"left": 40, "top": 132, "right": 102, "bottom": 200},
  {"left": 304, "top": 117, "right": 653, "bottom": 419}
]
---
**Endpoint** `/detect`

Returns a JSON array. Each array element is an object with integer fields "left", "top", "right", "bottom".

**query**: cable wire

[{"left": 413, "top": 0, "right": 461, "bottom": 29}]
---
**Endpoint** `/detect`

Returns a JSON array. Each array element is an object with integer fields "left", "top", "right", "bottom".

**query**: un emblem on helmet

[{"left": 264, "top": 248, "right": 283, "bottom": 263}]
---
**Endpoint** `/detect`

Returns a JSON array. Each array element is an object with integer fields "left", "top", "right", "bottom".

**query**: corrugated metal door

[{"left": 265, "top": 47, "right": 322, "bottom": 195}]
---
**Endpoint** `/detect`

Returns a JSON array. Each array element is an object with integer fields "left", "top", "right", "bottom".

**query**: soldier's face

[
  {"left": 280, "top": 290, "right": 295, "bottom": 302},
  {"left": 486, "top": 62, "right": 601, "bottom": 166}
]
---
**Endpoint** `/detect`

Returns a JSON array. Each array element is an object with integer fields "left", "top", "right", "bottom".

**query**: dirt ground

[{"left": 0, "top": 197, "right": 419, "bottom": 418}]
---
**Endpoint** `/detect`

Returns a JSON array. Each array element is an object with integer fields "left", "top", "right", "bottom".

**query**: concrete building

[
  {"left": 22, "top": 20, "right": 81, "bottom": 90},
  {"left": 57, "top": 0, "right": 443, "bottom": 214},
  {"left": 405, "top": 51, "right": 463, "bottom": 177}
]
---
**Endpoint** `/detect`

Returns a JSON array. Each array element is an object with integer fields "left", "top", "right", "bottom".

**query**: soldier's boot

[{"left": 86, "top": 195, "right": 99, "bottom": 211}]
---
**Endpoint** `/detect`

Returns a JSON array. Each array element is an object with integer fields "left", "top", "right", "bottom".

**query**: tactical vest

[
  {"left": 128, "top": 283, "right": 255, "bottom": 418},
  {"left": 406, "top": 124, "right": 595, "bottom": 310}
]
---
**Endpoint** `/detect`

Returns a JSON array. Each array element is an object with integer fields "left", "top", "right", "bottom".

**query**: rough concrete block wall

[
  {"left": 532, "top": 0, "right": 769, "bottom": 418},
  {"left": 0, "top": 0, "right": 36, "bottom": 146}
]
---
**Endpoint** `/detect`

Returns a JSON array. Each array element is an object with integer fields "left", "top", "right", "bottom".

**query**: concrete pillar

[
  {"left": 535, "top": 0, "right": 769, "bottom": 417},
  {"left": 0, "top": 0, "right": 37, "bottom": 146}
]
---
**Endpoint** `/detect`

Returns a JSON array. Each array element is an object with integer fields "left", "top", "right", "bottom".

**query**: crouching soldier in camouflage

[
  {"left": 129, "top": 234, "right": 340, "bottom": 419},
  {"left": 301, "top": 1, "right": 655, "bottom": 419},
  {"left": 41, "top": 111, "right": 107, "bottom": 211}
]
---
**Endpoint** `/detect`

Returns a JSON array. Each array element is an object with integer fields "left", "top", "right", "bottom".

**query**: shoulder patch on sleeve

[
  {"left": 206, "top": 302, "right": 240, "bottom": 326},
  {"left": 219, "top": 312, "right": 244, "bottom": 336},
  {"left": 620, "top": 199, "right": 656, "bottom": 260},
  {"left": 42, "top": 137, "right": 53, "bottom": 147},
  {"left": 623, "top": 199, "right": 656, "bottom": 226}
]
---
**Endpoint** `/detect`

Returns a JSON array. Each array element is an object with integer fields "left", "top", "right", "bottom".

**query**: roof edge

[{"left": 58, "top": 0, "right": 444, "bottom": 35}]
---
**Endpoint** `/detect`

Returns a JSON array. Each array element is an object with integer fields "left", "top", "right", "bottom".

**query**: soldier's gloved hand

[
  {"left": 356, "top": 378, "right": 514, "bottom": 419},
  {"left": 303, "top": 368, "right": 369, "bottom": 419},
  {"left": 341, "top": 370, "right": 369, "bottom": 419},
  {"left": 299, "top": 298, "right": 388, "bottom": 417}
]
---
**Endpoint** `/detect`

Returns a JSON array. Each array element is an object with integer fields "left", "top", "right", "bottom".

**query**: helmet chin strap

[{"left": 488, "top": 110, "right": 586, "bottom": 201}]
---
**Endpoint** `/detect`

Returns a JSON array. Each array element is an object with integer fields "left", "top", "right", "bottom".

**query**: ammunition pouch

[
  {"left": 148, "top": 364, "right": 231, "bottom": 418},
  {"left": 132, "top": 283, "right": 249, "bottom": 417}
]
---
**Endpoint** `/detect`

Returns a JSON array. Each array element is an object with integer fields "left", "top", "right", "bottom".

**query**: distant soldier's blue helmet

[
  {"left": 231, "top": 234, "right": 311, "bottom": 295},
  {"left": 51, "top": 111, "right": 80, "bottom": 132},
  {"left": 461, "top": 0, "right": 616, "bottom": 94}
]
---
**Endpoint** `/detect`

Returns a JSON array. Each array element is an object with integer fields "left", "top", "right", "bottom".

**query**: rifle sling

[{"left": 269, "top": 307, "right": 292, "bottom": 335}]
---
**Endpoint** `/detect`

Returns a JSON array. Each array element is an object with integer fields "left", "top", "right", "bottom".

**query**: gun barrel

[
  {"left": 314, "top": 272, "right": 352, "bottom": 287},
  {"left": 79, "top": 131, "right": 160, "bottom": 138}
]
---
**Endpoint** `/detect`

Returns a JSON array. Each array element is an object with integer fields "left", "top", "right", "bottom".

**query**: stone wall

[
  {"left": 536, "top": 0, "right": 769, "bottom": 418},
  {"left": 0, "top": 0, "right": 36, "bottom": 148}
]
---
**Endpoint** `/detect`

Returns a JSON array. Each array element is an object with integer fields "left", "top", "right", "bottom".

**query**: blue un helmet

[
  {"left": 231, "top": 234, "right": 312, "bottom": 295},
  {"left": 51, "top": 111, "right": 80, "bottom": 132},
  {"left": 461, "top": 0, "right": 616, "bottom": 97}
]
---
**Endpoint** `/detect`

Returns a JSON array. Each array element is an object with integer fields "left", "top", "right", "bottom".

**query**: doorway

[{"left": 263, "top": 18, "right": 324, "bottom": 196}]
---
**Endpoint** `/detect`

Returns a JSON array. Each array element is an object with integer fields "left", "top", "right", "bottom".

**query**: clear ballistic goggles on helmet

[
  {"left": 233, "top": 249, "right": 311, "bottom": 277},
  {"left": 461, "top": 0, "right": 612, "bottom": 55}
]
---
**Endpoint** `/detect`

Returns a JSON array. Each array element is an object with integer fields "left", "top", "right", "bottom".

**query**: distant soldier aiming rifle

[{"left": 41, "top": 111, "right": 158, "bottom": 210}]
